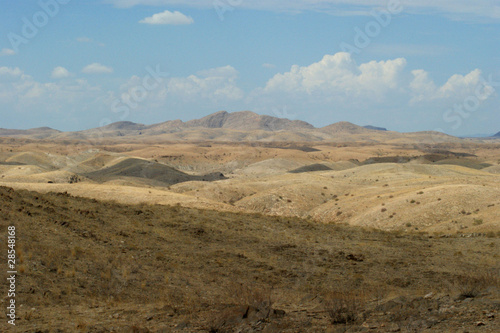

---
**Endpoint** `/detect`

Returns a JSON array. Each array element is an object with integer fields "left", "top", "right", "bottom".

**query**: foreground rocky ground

[{"left": 0, "top": 186, "right": 498, "bottom": 332}]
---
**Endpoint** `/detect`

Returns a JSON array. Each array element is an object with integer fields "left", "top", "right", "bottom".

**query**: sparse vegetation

[
  {"left": 455, "top": 269, "right": 500, "bottom": 299},
  {"left": 324, "top": 288, "right": 366, "bottom": 324},
  {"left": 68, "top": 174, "right": 79, "bottom": 184},
  {"left": 1, "top": 185, "right": 498, "bottom": 331}
]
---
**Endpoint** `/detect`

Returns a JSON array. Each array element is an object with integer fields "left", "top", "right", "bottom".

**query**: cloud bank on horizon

[
  {"left": 0, "top": 0, "right": 498, "bottom": 135},
  {"left": 1, "top": 52, "right": 495, "bottom": 133}
]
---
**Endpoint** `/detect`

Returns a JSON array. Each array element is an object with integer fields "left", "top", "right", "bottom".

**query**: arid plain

[{"left": 1, "top": 111, "right": 499, "bottom": 332}]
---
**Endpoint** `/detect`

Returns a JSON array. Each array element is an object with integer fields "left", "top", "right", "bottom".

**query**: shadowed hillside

[{"left": 84, "top": 158, "right": 226, "bottom": 186}]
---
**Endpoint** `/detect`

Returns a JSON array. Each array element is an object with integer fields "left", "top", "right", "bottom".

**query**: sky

[{"left": 0, "top": 0, "right": 499, "bottom": 136}]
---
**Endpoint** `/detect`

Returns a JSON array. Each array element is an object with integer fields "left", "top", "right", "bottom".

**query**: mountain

[
  {"left": 320, "top": 121, "right": 371, "bottom": 134},
  {"left": 0, "top": 111, "right": 466, "bottom": 143},
  {"left": 100, "top": 121, "right": 146, "bottom": 131},
  {"left": 184, "top": 110, "right": 315, "bottom": 131},
  {"left": 493, "top": 131, "right": 500, "bottom": 137},
  {"left": 58, "top": 111, "right": 315, "bottom": 139},
  {"left": 0, "top": 127, "right": 61, "bottom": 139}
]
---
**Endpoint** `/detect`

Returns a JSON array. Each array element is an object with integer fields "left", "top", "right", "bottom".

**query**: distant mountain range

[
  {"left": 0, "top": 110, "right": 488, "bottom": 143},
  {"left": 363, "top": 125, "right": 387, "bottom": 131}
]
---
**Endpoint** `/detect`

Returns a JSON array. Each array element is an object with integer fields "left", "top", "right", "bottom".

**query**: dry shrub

[
  {"left": 228, "top": 282, "right": 274, "bottom": 310},
  {"left": 206, "top": 283, "right": 275, "bottom": 332},
  {"left": 324, "top": 288, "right": 366, "bottom": 324},
  {"left": 456, "top": 269, "right": 500, "bottom": 298},
  {"left": 207, "top": 318, "right": 232, "bottom": 333}
]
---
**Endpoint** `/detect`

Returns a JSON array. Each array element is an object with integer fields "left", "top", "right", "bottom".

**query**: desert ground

[{"left": 1, "top": 112, "right": 499, "bottom": 332}]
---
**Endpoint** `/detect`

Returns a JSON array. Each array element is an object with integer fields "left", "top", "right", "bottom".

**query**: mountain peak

[
  {"left": 185, "top": 110, "right": 314, "bottom": 131},
  {"left": 320, "top": 121, "right": 367, "bottom": 133},
  {"left": 185, "top": 110, "right": 231, "bottom": 128},
  {"left": 103, "top": 121, "right": 145, "bottom": 131}
]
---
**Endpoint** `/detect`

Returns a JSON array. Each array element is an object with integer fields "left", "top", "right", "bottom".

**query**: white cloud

[
  {"left": 1, "top": 59, "right": 496, "bottom": 135},
  {"left": 0, "top": 48, "right": 16, "bottom": 56},
  {"left": 438, "top": 69, "right": 487, "bottom": 98},
  {"left": 139, "top": 10, "right": 194, "bottom": 25},
  {"left": 0, "top": 67, "right": 23, "bottom": 78},
  {"left": 165, "top": 65, "right": 243, "bottom": 101},
  {"left": 0, "top": 67, "right": 104, "bottom": 121},
  {"left": 107, "top": 0, "right": 500, "bottom": 19},
  {"left": 409, "top": 68, "right": 495, "bottom": 103},
  {"left": 51, "top": 67, "right": 71, "bottom": 79},
  {"left": 82, "top": 63, "right": 113, "bottom": 74},
  {"left": 100, "top": 64, "right": 244, "bottom": 123},
  {"left": 263, "top": 52, "right": 406, "bottom": 101},
  {"left": 409, "top": 69, "right": 437, "bottom": 104},
  {"left": 261, "top": 52, "right": 494, "bottom": 107},
  {"left": 247, "top": 52, "right": 497, "bottom": 133},
  {"left": 0, "top": 64, "right": 243, "bottom": 129}
]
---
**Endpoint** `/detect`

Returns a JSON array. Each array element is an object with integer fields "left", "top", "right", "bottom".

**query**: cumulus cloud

[
  {"left": 1, "top": 64, "right": 244, "bottom": 129},
  {"left": 0, "top": 66, "right": 105, "bottom": 123},
  {"left": 247, "top": 52, "right": 497, "bottom": 132},
  {"left": 51, "top": 67, "right": 71, "bottom": 79},
  {"left": 0, "top": 48, "right": 16, "bottom": 56},
  {"left": 2, "top": 58, "right": 496, "bottom": 134},
  {"left": 261, "top": 52, "right": 494, "bottom": 106},
  {"left": 438, "top": 69, "right": 490, "bottom": 98},
  {"left": 263, "top": 52, "right": 406, "bottom": 101},
  {"left": 82, "top": 63, "right": 113, "bottom": 74},
  {"left": 139, "top": 10, "right": 194, "bottom": 25},
  {"left": 409, "top": 68, "right": 495, "bottom": 104},
  {"left": 169, "top": 66, "right": 242, "bottom": 101},
  {"left": 0, "top": 67, "right": 23, "bottom": 79}
]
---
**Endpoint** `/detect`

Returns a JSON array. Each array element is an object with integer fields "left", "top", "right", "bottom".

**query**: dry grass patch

[
  {"left": 455, "top": 269, "right": 500, "bottom": 299},
  {"left": 324, "top": 287, "right": 367, "bottom": 325}
]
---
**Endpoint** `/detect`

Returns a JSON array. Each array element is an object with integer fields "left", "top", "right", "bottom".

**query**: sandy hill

[{"left": 169, "top": 163, "right": 500, "bottom": 233}]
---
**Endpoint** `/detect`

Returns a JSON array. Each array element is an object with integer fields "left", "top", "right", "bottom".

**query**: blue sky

[{"left": 0, "top": 0, "right": 499, "bottom": 136}]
